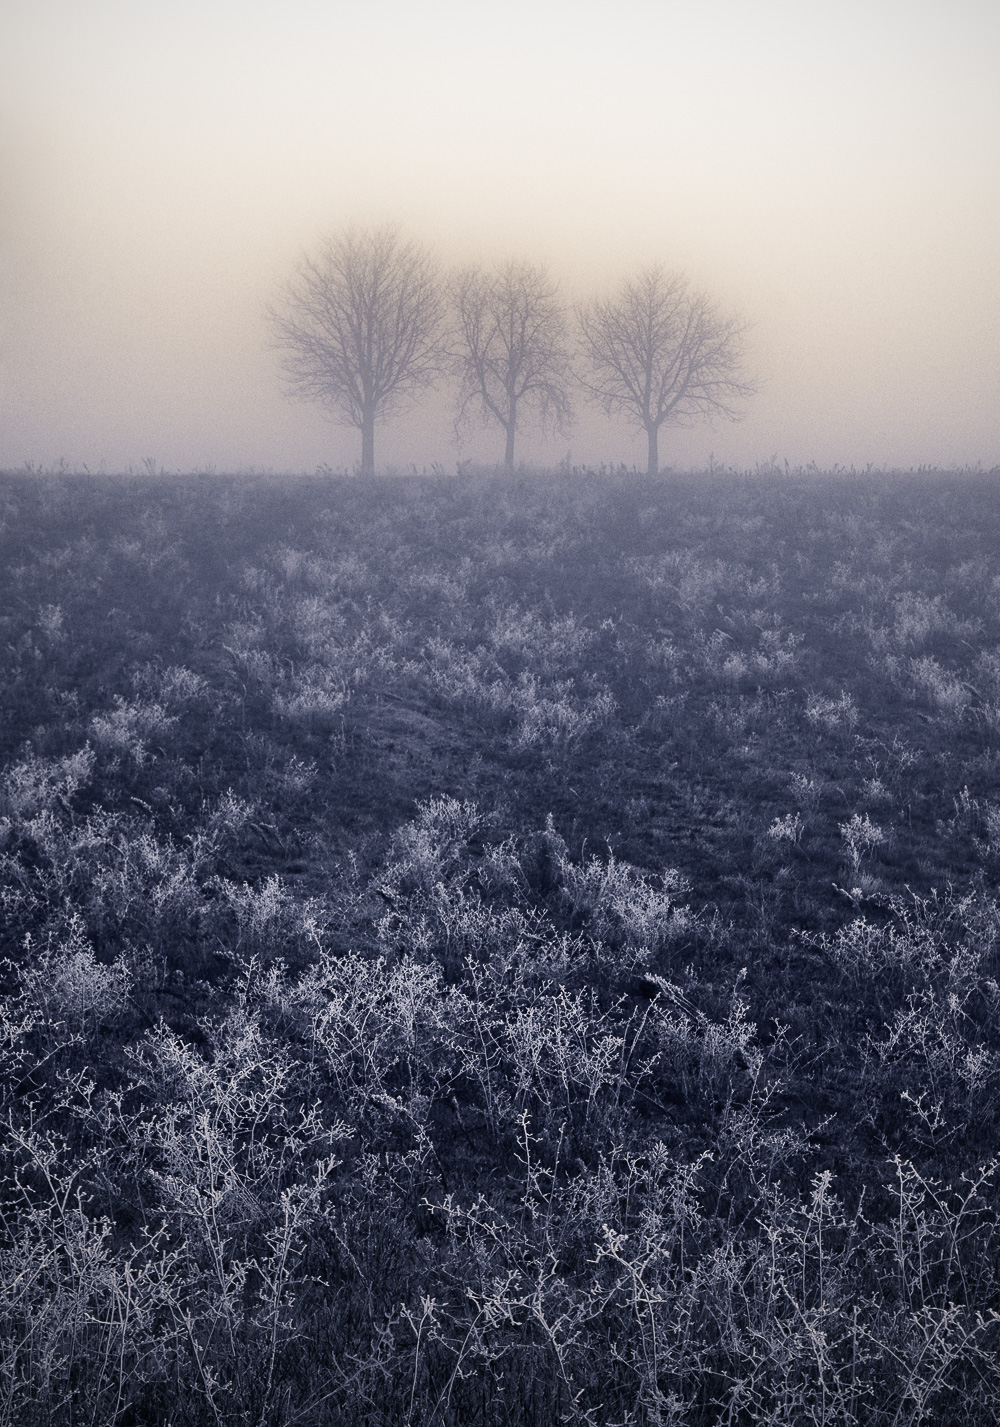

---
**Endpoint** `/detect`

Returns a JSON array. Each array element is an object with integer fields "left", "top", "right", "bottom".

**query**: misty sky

[{"left": 2, "top": 0, "right": 998, "bottom": 473}]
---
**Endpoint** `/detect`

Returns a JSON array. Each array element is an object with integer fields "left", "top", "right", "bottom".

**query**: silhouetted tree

[
  {"left": 450, "top": 260, "right": 572, "bottom": 472},
  {"left": 577, "top": 267, "right": 754, "bottom": 476},
  {"left": 269, "top": 227, "right": 443, "bottom": 475}
]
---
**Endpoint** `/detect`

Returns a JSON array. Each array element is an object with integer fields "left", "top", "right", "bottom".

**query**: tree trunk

[
  {"left": 504, "top": 419, "right": 516, "bottom": 473},
  {"left": 646, "top": 424, "right": 659, "bottom": 478},
  {"left": 360, "top": 408, "right": 375, "bottom": 476}
]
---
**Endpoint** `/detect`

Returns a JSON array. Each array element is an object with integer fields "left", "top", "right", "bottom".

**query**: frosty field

[{"left": 2, "top": 465, "right": 1000, "bottom": 1425}]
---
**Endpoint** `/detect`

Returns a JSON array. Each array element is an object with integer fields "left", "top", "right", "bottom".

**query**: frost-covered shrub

[
  {"left": 699, "top": 626, "right": 802, "bottom": 687},
  {"left": 748, "top": 626, "right": 803, "bottom": 680},
  {"left": 273, "top": 544, "right": 330, "bottom": 588},
  {"left": 814, "top": 898, "right": 1000, "bottom": 1130},
  {"left": 272, "top": 667, "right": 348, "bottom": 728},
  {"left": 652, "top": 977, "right": 761, "bottom": 1107},
  {"left": 119, "top": 1005, "right": 339, "bottom": 1423},
  {"left": 805, "top": 690, "right": 858, "bottom": 731},
  {"left": 35, "top": 603, "right": 65, "bottom": 643},
  {"left": 5, "top": 811, "right": 206, "bottom": 958},
  {"left": 272, "top": 755, "right": 317, "bottom": 799},
  {"left": 420, "top": 643, "right": 615, "bottom": 751},
  {"left": 193, "top": 789, "right": 256, "bottom": 857},
  {"left": 555, "top": 849, "right": 692, "bottom": 958},
  {"left": 418, "top": 638, "right": 503, "bottom": 709},
  {"left": 376, "top": 882, "right": 542, "bottom": 970},
  {"left": 377, "top": 796, "right": 489, "bottom": 901},
  {"left": 645, "top": 637, "right": 685, "bottom": 681},
  {"left": 886, "top": 591, "right": 978, "bottom": 650},
  {"left": 972, "top": 649, "right": 1000, "bottom": 729},
  {"left": 405, "top": 566, "right": 469, "bottom": 607},
  {"left": 511, "top": 681, "right": 616, "bottom": 750},
  {"left": 976, "top": 648, "right": 1000, "bottom": 695},
  {"left": 488, "top": 606, "right": 594, "bottom": 676},
  {"left": 81, "top": 825, "right": 203, "bottom": 936},
  {"left": 133, "top": 662, "right": 210, "bottom": 707},
  {"left": 214, "top": 874, "right": 328, "bottom": 961},
  {"left": 630, "top": 550, "right": 739, "bottom": 615},
  {"left": 861, "top": 775, "right": 892, "bottom": 805},
  {"left": 699, "top": 632, "right": 747, "bottom": 684},
  {"left": 475, "top": 834, "right": 525, "bottom": 898},
  {"left": 285, "top": 949, "right": 463, "bottom": 1132},
  {"left": 19, "top": 915, "right": 131, "bottom": 1036},
  {"left": 822, "top": 916, "right": 934, "bottom": 986},
  {"left": 0, "top": 747, "right": 94, "bottom": 820},
  {"left": 289, "top": 593, "right": 349, "bottom": 659},
  {"left": 909, "top": 655, "right": 972, "bottom": 716},
  {"left": 89, "top": 696, "right": 177, "bottom": 763},
  {"left": 840, "top": 812, "right": 886, "bottom": 876},
  {"left": 869, "top": 984, "right": 1000, "bottom": 1127},
  {"left": 788, "top": 772, "right": 825, "bottom": 810},
  {"left": 767, "top": 812, "right": 804, "bottom": 846},
  {"left": 502, "top": 983, "right": 636, "bottom": 1130},
  {"left": 0, "top": 1123, "right": 176, "bottom": 1427}
]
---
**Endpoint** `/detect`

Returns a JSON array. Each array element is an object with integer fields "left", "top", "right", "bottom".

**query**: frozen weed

[
  {"left": 274, "top": 544, "right": 331, "bottom": 588},
  {"left": 645, "top": 637, "right": 685, "bottom": 681},
  {"left": 290, "top": 593, "right": 347, "bottom": 657},
  {"left": 133, "top": 663, "right": 210, "bottom": 707},
  {"left": 19, "top": 915, "right": 131, "bottom": 1036},
  {"left": 982, "top": 801, "right": 1000, "bottom": 848},
  {"left": 215, "top": 874, "right": 328, "bottom": 961},
  {"left": 512, "top": 681, "right": 616, "bottom": 750},
  {"left": 840, "top": 813, "right": 887, "bottom": 878},
  {"left": 699, "top": 625, "right": 802, "bottom": 688},
  {"left": 377, "top": 796, "right": 490, "bottom": 901},
  {"left": 272, "top": 755, "right": 317, "bottom": 798},
  {"left": 821, "top": 916, "right": 937, "bottom": 987},
  {"left": 34, "top": 603, "right": 65, "bottom": 643},
  {"left": 651, "top": 974, "right": 761, "bottom": 1112},
  {"left": 188, "top": 789, "right": 258, "bottom": 872},
  {"left": 631, "top": 550, "right": 740, "bottom": 615},
  {"left": 861, "top": 776, "right": 892, "bottom": 805},
  {"left": 488, "top": 606, "right": 594, "bottom": 677},
  {"left": 420, "top": 638, "right": 504, "bottom": 710},
  {"left": 870, "top": 984, "right": 1000, "bottom": 1122},
  {"left": 909, "top": 656, "right": 972, "bottom": 716},
  {"left": 406, "top": 567, "right": 469, "bottom": 605},
  {"left": 806, "top": 690, "right": 858, "bottom": 732},
  {"left": 272, "top": 667, "right": 348, "bottom": 729},
  {"left": 0, "top": 746, "right": 95, "bottom": 820},
  {"left": 887, "top": 591, "right": 978, "bottom": 650},
  {"left": 289, "top": 949, "right": 463, "bottom": 1133},
  {"left": 767, "top": 812, "right": 805, "bottom": 846},
  {"left": 89, "top": 696, "right": 178, "bottom": 764},
  {"left": 555, "top": 846, "right": 693, "bottom": 959},
  {"left": 789, "top": 771, "right": 825, "bottom": 810}
]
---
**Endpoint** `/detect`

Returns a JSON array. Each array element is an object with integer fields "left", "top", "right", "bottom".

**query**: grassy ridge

[{"left": 2, "top": 467, "right": 1000, "bottom": 1423}]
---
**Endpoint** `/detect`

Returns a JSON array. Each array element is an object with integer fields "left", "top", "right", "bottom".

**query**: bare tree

[
  {"left": 577, "top": 267, "right": 755, "bottom": 476},
  {"left": 268, "top": 226, "right": 443, "bottom": 475},
  {"left": 449, "top": 260, "right": 572, "bottom": 472}
]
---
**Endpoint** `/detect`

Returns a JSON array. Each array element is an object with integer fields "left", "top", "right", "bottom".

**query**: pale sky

[{"left": 2, "top": 0, "right": 998, "bottom": 473}]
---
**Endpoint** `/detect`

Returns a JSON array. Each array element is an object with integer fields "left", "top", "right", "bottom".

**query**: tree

[
  {"left": 576, "top": 267, "right": 755, "bottom": 477},
  {"left": 449, "top": 260, "right": 572, "bottom": 472},
  {"left": 268, "top": 226, "right": 443, "bottom": 475}
]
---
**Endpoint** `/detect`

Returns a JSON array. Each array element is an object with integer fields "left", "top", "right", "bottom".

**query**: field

[{"left": 2, "top": 465, "right": 1000, "bottom": 1424}]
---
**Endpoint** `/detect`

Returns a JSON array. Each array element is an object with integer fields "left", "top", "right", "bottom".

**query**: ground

[{"left": 1, "top": 466, "right": 999, "bottom": 1424}]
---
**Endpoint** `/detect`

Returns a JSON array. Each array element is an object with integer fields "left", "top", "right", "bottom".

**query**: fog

[{"left": 2, "top": 0, "right": 998, "bottom": 473}]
